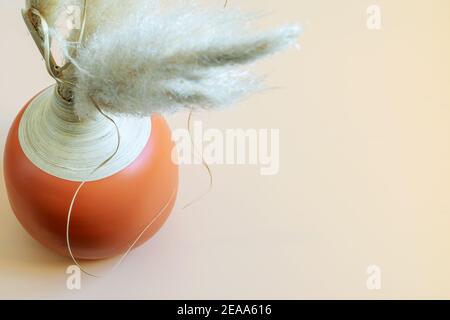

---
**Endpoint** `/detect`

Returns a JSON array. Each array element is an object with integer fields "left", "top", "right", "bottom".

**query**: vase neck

[{"left": 18, "top": 85, "right": 152, "bottom": 182}]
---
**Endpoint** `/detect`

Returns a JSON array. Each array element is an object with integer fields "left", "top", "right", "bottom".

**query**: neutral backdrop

[{"left": 1, "top": 0, "right": 450, "bottom": 299}]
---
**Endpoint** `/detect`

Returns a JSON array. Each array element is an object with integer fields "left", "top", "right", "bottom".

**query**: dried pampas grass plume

[
  {"left": 25, "top": 0, "right": 149, "bottom": 45},
  {"left": 35, "top": 0, "right": 301, "bottom": 118},
  {"left": 82, "top": 0, "right": 156, "bottom": 40}
]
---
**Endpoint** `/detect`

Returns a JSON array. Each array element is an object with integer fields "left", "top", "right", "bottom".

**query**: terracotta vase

[{"left": 3, "top": 88, "right": 178, "bottom": 260}]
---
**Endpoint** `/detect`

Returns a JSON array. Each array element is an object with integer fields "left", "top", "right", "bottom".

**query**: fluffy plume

[
  {"left": 26, "top": 0, "right": 149, "bottom": 40},
  {"left": 70, "top": 2, "right": 300, "bottom": 118},
  {"left": 32, "top": 1, "right": 300, "bottom": 118},
  {"left": 82, "top": 0, "right": 156, "bottom": 40}
]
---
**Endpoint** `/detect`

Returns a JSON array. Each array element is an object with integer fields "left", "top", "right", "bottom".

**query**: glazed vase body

[{"left": 3, "top": 89, "right": 178, "bottom": 260}]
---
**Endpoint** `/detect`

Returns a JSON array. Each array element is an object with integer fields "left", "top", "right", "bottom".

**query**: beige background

[{"left": 1, "top": 0, "right": 450, "bottom": 299}]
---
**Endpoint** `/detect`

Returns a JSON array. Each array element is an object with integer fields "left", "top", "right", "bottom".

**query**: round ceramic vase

[{"left": 3, "top": 87, "right": 179, "bottom": 260}]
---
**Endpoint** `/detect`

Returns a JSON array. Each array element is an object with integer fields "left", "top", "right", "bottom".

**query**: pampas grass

[
  {"left": 82, "top": 0, "right": 155, "bottom": 40},
  {"left": 29, "top": 0, "right": 300, "bottom": 118}
]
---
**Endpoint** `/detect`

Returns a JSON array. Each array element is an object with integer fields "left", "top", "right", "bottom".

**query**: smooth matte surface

[
  {"left": 5, "top": 99, "right": 178, "bottom": 259},
  {"left": 1, "top": 0, "right": 450, "bottom": 299}
]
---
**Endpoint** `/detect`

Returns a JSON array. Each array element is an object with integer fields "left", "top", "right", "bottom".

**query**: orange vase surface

[{"left": 3, "top": 95, "right": 178, "bottom": 260}]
